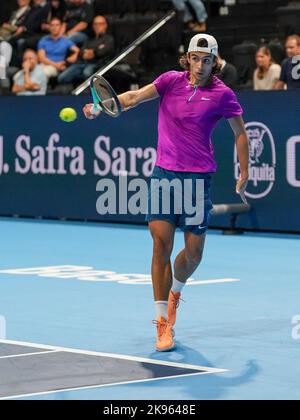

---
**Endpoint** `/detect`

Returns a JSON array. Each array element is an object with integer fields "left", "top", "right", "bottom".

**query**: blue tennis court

[{"left": 0, "top": 218, "right": 299, "bottom": 400}]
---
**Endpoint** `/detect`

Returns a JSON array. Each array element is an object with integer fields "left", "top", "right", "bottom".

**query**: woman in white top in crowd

[{"left": 253, "top": 46, "right": 281, "bottom": 90}]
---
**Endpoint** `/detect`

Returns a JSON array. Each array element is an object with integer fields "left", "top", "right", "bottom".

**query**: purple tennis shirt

[{"left": 153, "top": 71, "right": 243, "bottom": 173}]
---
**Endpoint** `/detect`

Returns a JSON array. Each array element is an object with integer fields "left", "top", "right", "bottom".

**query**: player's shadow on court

[{"left": 143, "top": 342, "right": 261, "bottom": 400}]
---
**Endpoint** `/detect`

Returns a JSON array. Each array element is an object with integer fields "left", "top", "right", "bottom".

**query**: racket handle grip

[{"left": 91, "top": 104, "right": 101, "bottom": 115}]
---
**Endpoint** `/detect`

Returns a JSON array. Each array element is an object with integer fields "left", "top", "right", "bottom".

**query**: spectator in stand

[
  {"left": 12, "top": 48, "right": 47, "bottom": 95},
  {"left": 0, "top": 0, "right": 31, "bottom": 42},
  {"left": 0, "top": 41, "right": 12, "bottom": 83},
  {"left": 42, "top": 0, "right": 67, "bottom": 36},
  {"left": 9, "top": 0, "right": 50, "bottom": 52},
  {"left": 172, "top": 0, "right": 207, "bottom": 32},
  {"left": 37, "top": 17, "right": 79, "bottom": 80},
  {"left": 275, "top": 35, "right": 300, "bottom": 90},
  {"left": 218, "top": 53, "right": 238, "bottom": 89},
  {"left": 0, "top": 41, "right": 19, "bottom": 93},
  {"left": 58, "top": 15, "right": 114, "bottom": 84},
  {"left": 253, "top": 46, "right": 281, "bottom": 90},
  {"left": 284, "top": 34, "right": 300, "bottom": 58},
  {"left": 64, "top": 0, "right": 94, "bottom": 45}
]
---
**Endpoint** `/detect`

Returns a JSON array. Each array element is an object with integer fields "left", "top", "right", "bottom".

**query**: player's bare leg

[
  {"left": 174, "top": 232, "right": 206, "bottom": 282},
  {"left": 168, "top": 232, "right": 206, "bottom": 326},
  {"left": 149, "top": 220, "right": 176, "bottom": 351},
  {"left": 149, "top": 220, "right": 175, "bottom": 301}
]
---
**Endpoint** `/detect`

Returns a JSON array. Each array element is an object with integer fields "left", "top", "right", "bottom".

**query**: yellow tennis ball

[{"left": 59, "top": 107, "right": 77, "bottom": 123}]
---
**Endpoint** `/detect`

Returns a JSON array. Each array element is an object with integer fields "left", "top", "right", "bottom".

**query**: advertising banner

[{"left": 0, "top": 91, "right": 299, "bottom": 232}]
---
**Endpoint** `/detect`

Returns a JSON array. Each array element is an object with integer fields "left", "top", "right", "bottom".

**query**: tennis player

[{"left": 83, "top": 34, "right": 249, "bottom": 352}]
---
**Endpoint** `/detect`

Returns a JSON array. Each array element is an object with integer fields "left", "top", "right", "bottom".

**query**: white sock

[
  {"left": 171, "top": 277, "right": 185, "bottom": 293},
  {"left": 155, "top": 301, "right": 168, "bottom": 320}
]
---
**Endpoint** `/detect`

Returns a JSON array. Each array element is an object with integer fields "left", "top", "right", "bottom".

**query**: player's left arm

[{"left": 228, "top": 116, "right": 249, "bottom": 203}]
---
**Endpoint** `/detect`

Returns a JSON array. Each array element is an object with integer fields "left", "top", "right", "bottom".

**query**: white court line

[
  {"left": 0, "top": 338, "right": 226, "bottom": 373},
  {"left": 188, "top": 278, "right": 240, "bottom": 286},
  {"left": 0, "top": 350, "right": 57, "bottom": 360},
  {"left": 1, "top": 371, "right": 220, "bottom": 400}
]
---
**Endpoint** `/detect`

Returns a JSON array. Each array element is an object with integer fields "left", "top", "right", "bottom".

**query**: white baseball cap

[{"left": 188, "top": 34, "right": 218, "bottom": 57}]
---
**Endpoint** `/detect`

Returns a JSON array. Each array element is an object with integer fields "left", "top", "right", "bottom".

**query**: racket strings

[{"left": 93, "top": 78, "right": 120, "bottom": 116}]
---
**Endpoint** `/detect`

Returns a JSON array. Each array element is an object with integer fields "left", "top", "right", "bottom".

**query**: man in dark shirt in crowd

[
  {"left": 9, "top": 0, "right": 50, "bottom": 52},
  {"left": 217, "top": 53, "right": 238, "bottom": 89},
  {"left": 64, "top": 0, "right": 94, "bottom": 45},
  {"left": 0, "top": 0, "right": 31, "bottom": 41},
  {"left": 275, "top": 35, "right": 300, "bottom": 89},
  {"left": 58, "top": 15, "right": 114, "bottom": 84}
]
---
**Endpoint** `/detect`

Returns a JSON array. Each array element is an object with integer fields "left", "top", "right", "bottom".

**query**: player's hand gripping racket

[{"left": 90, "top": 75, "right": 122, "bottom": 118}]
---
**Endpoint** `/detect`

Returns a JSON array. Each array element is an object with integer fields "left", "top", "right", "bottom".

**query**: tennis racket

[{"left": 90, "top": 75, "right": 122, "bottom": 118}]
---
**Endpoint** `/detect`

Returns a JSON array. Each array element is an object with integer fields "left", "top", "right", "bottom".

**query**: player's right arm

[{"left": 83, "top": 84, "right": 159, "bottom": 119}]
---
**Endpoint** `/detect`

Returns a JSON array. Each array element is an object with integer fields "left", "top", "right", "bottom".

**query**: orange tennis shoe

[
  {"left": 168, "top": 291, "right": 181, "bottom": 326},
  {"left": 153, "top": 317, "right": 175, "bottom": 352}
]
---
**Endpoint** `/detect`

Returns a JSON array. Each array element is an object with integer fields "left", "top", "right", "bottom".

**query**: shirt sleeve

[
  {"left": 269, "top": 64, "right": 281, "bottom": 83},
  {"left": 66, "top": 38, "right": 76, "bottom": 49},
  {"left": 37, "top": 37, "right": 46, "bottom": 51},
  {"left": 221, "top": 88, "right": 243, "bottom": 119},
  {"left": 153, "top": 71, "right": 178, "bottom": 97}
]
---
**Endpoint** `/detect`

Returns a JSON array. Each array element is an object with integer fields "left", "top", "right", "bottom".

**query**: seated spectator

[
  {"left": 284, "top": 34, "right": 300, "bottom": 59},
  {"left": 9, "top": 0, "right": 51, "bottom": 52},
  {"left": 0, "top": 0, "right": 31, "bottom": 42},
  {"left": 0, "top": 41, "right": 17, "bottom": 92},
  {"left": 12, "top": 49, "right": 47, "bottom": 95},
  {"left": 64, "top": 0, "right": 94, "bottom": 45},
  {"left": 58, "top": 15, "right": 114, "bottom": 84},
  {"left": 172, "top": 0, "right": 207, "bottom": 32},
  {"left": 42, "top": 0, "right": 67, "bottom": 36},
  {"left": 218, "top": 53, "right": 238, "bottom": 89},
  {"left": 0, "top": 41, "right": 12, "bottom": 80},
  {"left": 37, "top": 17, "right": 79, "bottom": 80},
  {"left": 275, "top": 35, "right": 300, "bottom": 90},
  {"left": 253, "top": 47, "right": 281, "bottom": 90}
]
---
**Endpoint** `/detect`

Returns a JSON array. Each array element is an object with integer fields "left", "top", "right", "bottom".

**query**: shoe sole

[{"left": 156, "top": 342, "right": 176, "bottom": 352}]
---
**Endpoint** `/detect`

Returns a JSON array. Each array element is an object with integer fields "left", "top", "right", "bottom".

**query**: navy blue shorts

[{"left": 146, "top": 166, "right": 213, "bottom": 235}]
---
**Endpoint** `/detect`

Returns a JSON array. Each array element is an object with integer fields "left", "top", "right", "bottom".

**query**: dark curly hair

[{"left": 179, "top": 53, "right": 222, "bottom": 76}]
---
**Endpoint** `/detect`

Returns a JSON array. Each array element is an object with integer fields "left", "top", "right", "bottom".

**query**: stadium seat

[
  {"left": 114, "top": 0, "right": 136, "bottom": 17},
  {"left": 113, "top": 19, "right": 138, "bottom": 54},
  {"left": 135, "top": 0, "right": 157, "bottom": 14},
  {"left": 94, "top": 0, "right": 116, "bottom": 16},
  {"left": 268, "top": 39, "right": 285, "bottom": 65},
  {"left": 276, "top": 4, "right": 300, "bottom": 36}
]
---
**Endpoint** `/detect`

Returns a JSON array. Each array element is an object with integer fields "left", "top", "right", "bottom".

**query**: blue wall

[{"left": 0, "top": 92, "right": 299, "bottom": 232}]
